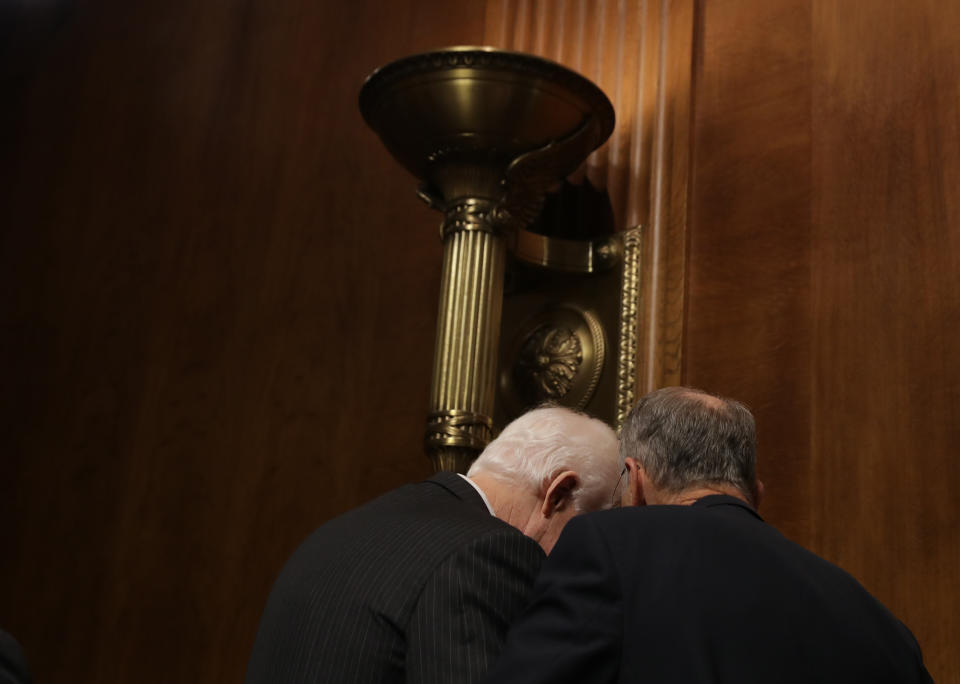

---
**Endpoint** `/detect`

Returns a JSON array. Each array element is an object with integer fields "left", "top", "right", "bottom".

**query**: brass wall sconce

[{"left": 360, "top": 47, "right": 638, "bottom": 473}]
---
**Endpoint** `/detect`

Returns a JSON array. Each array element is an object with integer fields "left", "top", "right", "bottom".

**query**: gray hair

[
  {"left": 620, "top": 387, "right": 757, "bottom": 504},
  {"left": 467, "top": 406, "right": 620, "bottom": 512}
]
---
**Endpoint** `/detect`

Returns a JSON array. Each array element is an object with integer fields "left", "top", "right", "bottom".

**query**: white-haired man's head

[{"left": 466, "top": 406, "right": 620, "bottom": 553}]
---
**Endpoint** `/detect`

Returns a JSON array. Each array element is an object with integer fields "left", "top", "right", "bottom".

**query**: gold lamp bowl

[
  {"left": 359, "top": 46, "right": 615, "bottom": 203},
  {"left": 359, "top": 47, "right": 615, "bottom": 472}
]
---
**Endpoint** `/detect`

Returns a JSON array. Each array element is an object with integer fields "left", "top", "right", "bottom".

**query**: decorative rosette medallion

[{"left": 500, "top": 304, "right": 606, "bottom": 419}]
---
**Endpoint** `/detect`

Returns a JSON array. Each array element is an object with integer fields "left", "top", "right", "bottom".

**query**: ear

[
  {"left": 754, "top": 479, "right": 765, "bottom": 509},
  {"left": 541, "top": 470, "right": 579, "bottom": 517},
  {"left": 624, "top": 457, "right": 649, "bottom": 507}
]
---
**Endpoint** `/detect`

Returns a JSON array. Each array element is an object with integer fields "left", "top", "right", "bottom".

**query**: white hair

[{"left": 467, "top": 406, "right": 620, "bottom": 512}]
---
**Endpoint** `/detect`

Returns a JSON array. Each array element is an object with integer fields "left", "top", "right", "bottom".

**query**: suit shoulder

[
  {"left": 468, "top": 520, "right": 544, "bottom": 554},
  {"left": 576, "top": 504, "right": 695, "bottom": 532},
  {"left": 433, "top": 514, "right": 544, "bottom": 569},
  {"left": 569, "top": 504, "right": 770, "bottom": 554},
  {"left": 421, "top": 524, "right": 545, "bottom": 606}
]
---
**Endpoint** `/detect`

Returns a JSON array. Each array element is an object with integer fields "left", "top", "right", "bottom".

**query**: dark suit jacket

[
  {"left": 486, "top": 495, "right": 932, "bottom": 683},
  {"left": 246, "top": 472, "right": 545, "bottom": 684},
  {"left": 0, "top": 630, "right": 31, "bottom": 684}
]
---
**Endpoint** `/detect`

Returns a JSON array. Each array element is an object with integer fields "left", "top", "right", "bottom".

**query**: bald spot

[{"left": 681, "top": 390, "right": 726, "bottom": 410}]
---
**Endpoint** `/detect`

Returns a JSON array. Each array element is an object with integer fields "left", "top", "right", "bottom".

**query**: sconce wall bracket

[{"left": 360, "top": 47, "right": 617, "bottom": 472}]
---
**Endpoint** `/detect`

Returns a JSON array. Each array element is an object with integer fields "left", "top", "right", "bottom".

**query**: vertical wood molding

[
  {"left": 483, "top": 0, "right": 695, "bottom": 394},
  {"left": 641, "top": 0, "right": 694, "bottom": 393}
]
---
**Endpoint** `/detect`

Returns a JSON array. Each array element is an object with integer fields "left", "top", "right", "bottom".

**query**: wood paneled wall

[
  {"left": 1, "top": 1, "right": 485, "bottom": 681},
  {"left": 2, "top": 0, "right": 957, "bottom": 681},
  {"left": 685, "top": 0, "right": 960, "bottom": 680}
]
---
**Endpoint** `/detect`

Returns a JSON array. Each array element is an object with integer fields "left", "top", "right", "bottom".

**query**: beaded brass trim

[{"left": 616, "top": 226, "right": 643, "bottom": 430}]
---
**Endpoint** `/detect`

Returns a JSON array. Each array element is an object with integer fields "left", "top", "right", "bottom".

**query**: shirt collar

[{"left": 458, "top": 474, "right": 495, "bottom": 516}]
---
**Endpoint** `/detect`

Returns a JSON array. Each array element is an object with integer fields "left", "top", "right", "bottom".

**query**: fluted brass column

[
  {"left": 359, "top": 47, "right": 614, "bottom": 472},
  {"left": 427, "top": 200, "right": 507, "bottom": 472}
]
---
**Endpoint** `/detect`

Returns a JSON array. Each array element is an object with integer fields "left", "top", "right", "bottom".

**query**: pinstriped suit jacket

[
  {"left": 246, "top": 472, "right": 545, "bottom": 684},
  {"left": 0, "top": 630, "right": 31, "bottom": 684}
]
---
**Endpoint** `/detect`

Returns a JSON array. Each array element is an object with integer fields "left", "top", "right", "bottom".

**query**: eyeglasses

[{"left": 610, "top": 465, "right": 627, "bottom": 508}]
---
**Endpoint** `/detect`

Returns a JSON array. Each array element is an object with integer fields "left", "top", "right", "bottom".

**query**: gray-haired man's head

[{"left": 619, "top": 387, "right": 759, "bottom": 506}]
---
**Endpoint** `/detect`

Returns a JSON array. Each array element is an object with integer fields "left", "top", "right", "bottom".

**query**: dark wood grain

[
  {"left": 0, "top": 1, "right": 484, "bottom": 681},
  {"left": 685, "top": 0, "right": 814, "bottom": 543},
  {"left": 685, "top": 0, "right": 959, "bottom": 680},
  {"left": 809, "top": 1, "right": 960, "bottom": 678}
]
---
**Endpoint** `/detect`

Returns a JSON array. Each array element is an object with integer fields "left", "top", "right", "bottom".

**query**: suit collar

[
  {"left": 424, "top": 471, "right": 492, "bottom": 515},
  {"left": 691, "top": 493, "right": 764, "bottom": 521}
]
